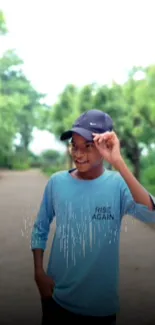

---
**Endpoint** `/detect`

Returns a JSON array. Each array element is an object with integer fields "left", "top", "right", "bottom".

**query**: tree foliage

[
  {"left": 1, "top": 10, "right": 155, "bottom": 193},
  {"left": 0, "top": 12, "right": 46, "bottom": 168},
  {"left": 49, "top": 68, "right": 155, "bottom": 181}
]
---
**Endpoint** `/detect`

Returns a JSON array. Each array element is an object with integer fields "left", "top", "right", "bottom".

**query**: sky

[{"left": 1, "top": 0, "right": 155, "bottom": 154}]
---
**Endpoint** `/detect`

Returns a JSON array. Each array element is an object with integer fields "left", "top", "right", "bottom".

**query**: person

[{"left": 31, "top": 109, "right": 155, "bottom": 324}]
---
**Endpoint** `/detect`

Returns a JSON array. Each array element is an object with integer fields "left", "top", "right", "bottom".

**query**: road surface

[{"left": 0, "top": 169, "right": 155, "bottom": 325}]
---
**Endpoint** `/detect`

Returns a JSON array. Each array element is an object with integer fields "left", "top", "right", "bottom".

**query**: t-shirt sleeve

[
  {"left": 120, "top": 177, "right": 155, "bottom": 223},
  {"left": 31, "top": 178, "right": 55, "bottom": 250},
  {"left": 149, "top": 193, "right": 155, "bottom": 208}
]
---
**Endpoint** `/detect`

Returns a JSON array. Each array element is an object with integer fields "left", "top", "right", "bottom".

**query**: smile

[{"left": 75, "top": 160, "right": 89, "bottom": 164}]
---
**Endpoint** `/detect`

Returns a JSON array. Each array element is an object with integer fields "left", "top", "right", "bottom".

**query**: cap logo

[{"left": 90, "top": 122, "right": 96, "bottom": 126}]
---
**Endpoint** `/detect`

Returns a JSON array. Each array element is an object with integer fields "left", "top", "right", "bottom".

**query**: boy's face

[{"left": 69, "top": 133, "right": 103, "bottom": 172}]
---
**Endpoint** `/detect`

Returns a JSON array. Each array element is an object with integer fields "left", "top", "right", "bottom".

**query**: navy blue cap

[{"left": 60, "top": 109, "right": 113, "bottom": 141}]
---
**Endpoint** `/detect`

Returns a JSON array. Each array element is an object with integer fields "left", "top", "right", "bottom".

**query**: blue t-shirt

[{"left": 31, "top": 169, "right": 155, "bottom": 317}]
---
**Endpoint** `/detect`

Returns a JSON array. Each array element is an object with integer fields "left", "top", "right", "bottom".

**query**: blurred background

[{"left": 0, "top": 0, "right": 155, "bottom": 193}]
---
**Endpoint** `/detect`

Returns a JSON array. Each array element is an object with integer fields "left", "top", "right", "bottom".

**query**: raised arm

[
  {"left": 119, "top": 171, "right": 155, "bottom": 223},
  {"left": 116, "top": 157, "right": 154, "bottom": 211},
  {"left": 93, "top": 131, "right": 155, "bottom": 222}
]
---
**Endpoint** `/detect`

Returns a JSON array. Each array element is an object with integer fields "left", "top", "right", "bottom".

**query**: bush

[
  {"left": 12, "top": 161, "right": 30, "bottom": 170},
  {"left": 9, "top": 151, "right": 31, "bottom": 170},
  {"left": 42, "top": 165, "right": 65, "bottom": 177}
]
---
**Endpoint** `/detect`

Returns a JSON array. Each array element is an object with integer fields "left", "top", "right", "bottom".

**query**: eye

[
  {"left": 71, "top": 142, "right": 75, "bottom": 148},
  {"left": 86, "top": 143, "right": 93, "bottom": 149}
]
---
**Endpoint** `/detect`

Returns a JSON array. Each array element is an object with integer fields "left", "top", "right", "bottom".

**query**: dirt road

[{"left": 0, "top": 169, "right": 155, "bottom": 325}]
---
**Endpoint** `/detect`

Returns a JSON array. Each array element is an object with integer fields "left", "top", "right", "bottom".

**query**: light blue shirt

[{"left": 31, "top": 169, "right": 155, "bottom": 317}]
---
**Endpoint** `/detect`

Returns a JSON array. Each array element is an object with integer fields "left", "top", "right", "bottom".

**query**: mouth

[{"left": 75, "top": 160, "right": 89, "bottom": 165}]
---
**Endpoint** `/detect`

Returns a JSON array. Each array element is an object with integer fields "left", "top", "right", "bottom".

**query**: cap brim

[{"left": 60, "top": 127, "right": 93, "bottom": 141}]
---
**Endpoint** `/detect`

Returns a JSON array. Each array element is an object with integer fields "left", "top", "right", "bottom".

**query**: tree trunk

[
  {"left": 120, "top": 137, "right": 141, "bottom": 181},
  {"left": 133, "top": 147, "right": 141, "bottom": 180}
]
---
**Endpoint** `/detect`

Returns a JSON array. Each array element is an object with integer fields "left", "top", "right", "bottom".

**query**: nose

[
  {"left": 75, "top": 150, "right": 83, "bottom": 158},
  {"left": 74, "top": 148, "right": 85, "bottom": 158}
]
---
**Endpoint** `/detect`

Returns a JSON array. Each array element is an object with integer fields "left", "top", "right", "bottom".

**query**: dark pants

[{"left": 41, "top": 297, "right": 116, "bottom": 324}]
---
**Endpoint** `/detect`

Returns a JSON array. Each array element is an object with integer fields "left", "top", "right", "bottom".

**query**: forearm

[
  {"left": 31, "top": 220, "right": 49, "bottom": 274},
  {"left": 115, "top": 157, "right": 153, "bottom": 210},
  {"left": 32, "top": 248, "right": 45, "bottom": 275}
]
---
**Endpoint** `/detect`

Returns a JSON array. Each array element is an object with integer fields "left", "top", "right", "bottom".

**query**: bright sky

[{"left": 1, "top": 0, "right": 155, "bottom": 154}]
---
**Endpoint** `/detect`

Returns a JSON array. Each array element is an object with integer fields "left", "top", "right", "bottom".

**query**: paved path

[{"left": 0, "top": 169, "right": 155, "bottom": 325}]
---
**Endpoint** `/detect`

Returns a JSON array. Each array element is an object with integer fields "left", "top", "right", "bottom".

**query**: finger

[
  {"left": 95, "top": 137, "right": 104, "bottom": 146},
  {"left": 94, "top": 139, "right": 100, "bottom": 148},
  {"left": 98, "top": 137, "right": 103, "bottom": 144},
  {"left": 93, "top": 134, "right": 106, "bottom": 145},
  {"left": 106, "top": 141, "right": 112, "bottom": 149},
  {"left": 92, "top": 133, "right": 100, "bottom": 142},
  {"left": 98, "top": 136, "right": 111, "bottom": 146},
  {"left": 93, "top": 132, "right": 113, "bottom": 143},
  {"left": 104, "top": 131, "right": 114, "bottom": 136},
  {"left": 95, "top": 140, "right": 106, "bottom": 151},
  {"left": 103, "top": 133, "right": 113, "bottom": 141}
]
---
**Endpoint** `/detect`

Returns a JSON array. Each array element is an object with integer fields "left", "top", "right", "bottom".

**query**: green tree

[
  {"left": 0, "top": 10, "right": 7, "bottom": 35},
  {"left": 0, "top": 51, "right": 23, "bottom": 166},
  {"left": 38, "top": 67, "right": 155, "bottom": 179},
  {"left": 0, "top": 11, "right": 46, "bottom": 169},
  {"left": 48, "top": 85, "right": 79, "bottom": 168},
  {"left": 78, "top": 84, "right": 95, "bottom": 113},
  {"left": 121, "top": 66, "right": 155, "bottom": 179}
]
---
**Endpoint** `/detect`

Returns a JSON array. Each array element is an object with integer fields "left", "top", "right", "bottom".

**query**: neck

[{"left": 76, "top": 163, "right": 104, "bottom": 180}]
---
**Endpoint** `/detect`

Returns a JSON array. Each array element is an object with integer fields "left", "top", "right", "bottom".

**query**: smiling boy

[{"left": 31, "top": 109, "right": 155, "bottom": 324}]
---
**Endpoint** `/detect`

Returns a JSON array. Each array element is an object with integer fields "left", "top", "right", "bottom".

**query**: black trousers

[{"left": 41, "top": 297, "right": 116, "bottom": 324}]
